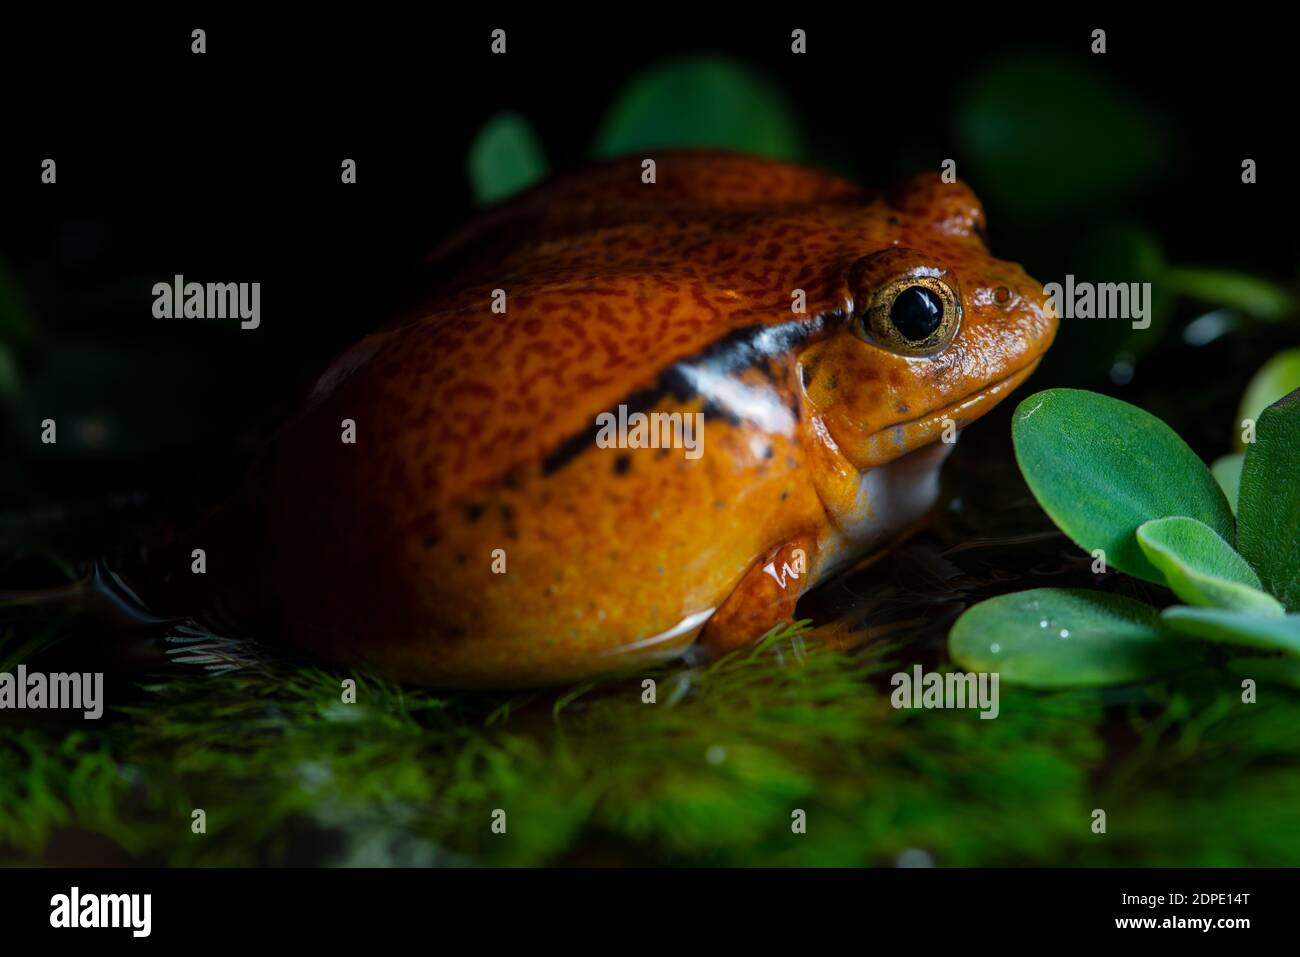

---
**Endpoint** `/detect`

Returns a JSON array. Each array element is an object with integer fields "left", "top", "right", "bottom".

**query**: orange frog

[{"left": 211, "top": 152, "right": 1057, "bottom": 687}]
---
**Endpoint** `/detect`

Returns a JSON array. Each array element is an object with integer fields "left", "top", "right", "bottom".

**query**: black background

[{"left": 0, "top": 865, "right": 1283, "bottom": 942}]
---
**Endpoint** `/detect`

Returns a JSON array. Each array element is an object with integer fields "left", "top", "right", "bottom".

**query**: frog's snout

[
  {"left": 970, "top": 262, "right": 1059, "bottom": 370},
  {"left": 1010, "top": 270, "right": 1060, "bottom": 365},
  {"left": 840, "top": 264, "right": 1059, "bottom": 469}
]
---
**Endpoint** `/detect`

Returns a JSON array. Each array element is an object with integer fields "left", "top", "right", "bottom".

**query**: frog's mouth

[{"left": 862, "top": 359, "right": 1041, "bottom": 466}]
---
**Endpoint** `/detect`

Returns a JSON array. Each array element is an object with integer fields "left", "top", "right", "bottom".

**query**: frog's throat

[
  {"left": 858, "top": 359, "right": 1040, "bottom": 469},
  {"left": 823, "top": 438, "right": 955, "bottom": 557}
]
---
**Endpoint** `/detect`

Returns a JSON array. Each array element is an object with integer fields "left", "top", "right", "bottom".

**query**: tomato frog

[{"left": 208, "top": 151, "right": 1057, "bottom": 687}]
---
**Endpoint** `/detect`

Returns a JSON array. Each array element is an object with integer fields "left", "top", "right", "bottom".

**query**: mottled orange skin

[{"left": 214, "top": 152, "right": 1056, "bottom": 687}]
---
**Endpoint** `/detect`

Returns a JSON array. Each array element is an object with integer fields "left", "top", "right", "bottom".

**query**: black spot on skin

[
  {"left": 780, "top": 489, "right": 790, "bottom": 502},
  {"left": 763, "top": 445, "right": 775, "bottom": 460},
  {"left": 455, "top": 552, "right": 467, "bottom": 563},
  {"left": 613, "top": 454, "right": 632, "bottom": 475},
  {"left": 499, "top": 504, "right": 515, "bottom": 523},
  {"left": 463, "top": 503, "right": 485, "bottom": 522},
  {"left": 502, "top": 470, "right": 522, "bottom": 490}
]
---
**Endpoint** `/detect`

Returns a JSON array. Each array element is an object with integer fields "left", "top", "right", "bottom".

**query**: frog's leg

[{"left": 698, "top": 532, "right": 820, "bottom": 656}]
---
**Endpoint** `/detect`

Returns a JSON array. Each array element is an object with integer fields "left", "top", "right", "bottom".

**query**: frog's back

[
  {"left": 428, "top": 150, "right": 865, "bottom": 276},
  {"left": 293, "top": 153, "right": 873, "bottom": 516}
]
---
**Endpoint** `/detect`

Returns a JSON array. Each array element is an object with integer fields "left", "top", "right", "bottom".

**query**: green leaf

[
  {"left": 1165, "top": 267, "right": 1297, "bottom": 323},
  {"left": 593, "top": 56, "right": 803, "bottom": 160},
  {"left": 955, "top": 54, "right": 1167, "bottom": 222},
  {"left": 949, "top": 588, "right": 1203, "bottom": 688},
  {"left": 1137, "top": 517, "right": 1283, "bottom": 615},
  {"left": 1237, "top": 389, "right": 1300, "bottom": 610},
  {"left": 1163, "top": 607, "right": 1300, "bottom": 657},
  {"left": 1225, "top": 656, "right": 1300, "bottom": 690},
  {"left": 467, "top": 112, "right": 549, "bottom": 206},
  {"left": 1235, "top": 349, "right": 1300, "bottom": 451},
  {"left": 1211, "top": 453, "right": 1244, "bottom": 515},
  {"left": 1012, "top": 389, "right": 1235, "bottom": 585}
]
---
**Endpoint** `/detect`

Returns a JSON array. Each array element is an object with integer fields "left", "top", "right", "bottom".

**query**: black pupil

[{"left": 890, "top": 285, "right": 944, "bottom": 342}]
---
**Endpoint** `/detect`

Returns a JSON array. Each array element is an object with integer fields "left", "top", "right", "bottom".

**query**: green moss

[{"left": 3, "top": 609, "right": 1300, "bottom": 865}]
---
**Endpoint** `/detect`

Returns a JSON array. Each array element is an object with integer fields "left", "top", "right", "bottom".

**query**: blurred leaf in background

[
  {"left": 467, "top": 111, "right": 549, "bottom": 206},
  {"left": 1235, "top": 348, "right": 1300, "bottom": 449},
  {"left": 594, "top": 55, "right": 804, "bottom": 160},
  {"left": 1213, "top": 350, "right": 1300, "bottom": 504},
  {"left": 956, "top": 53, "right": 1169, "bottom": 223},
  {"left": 1036, "top": 224, "right": 1173, "bottom": 385},
  {"left": 1167, "top": 268, "right": 1297, "bottom": 324}
]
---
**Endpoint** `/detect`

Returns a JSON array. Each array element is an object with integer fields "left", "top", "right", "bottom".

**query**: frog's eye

[
  {"left": 845, "top": 248, "right": 963, "bottom": 357},
  {"left": 862, "top": 275, "right": 962, "bottom": 357}
]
